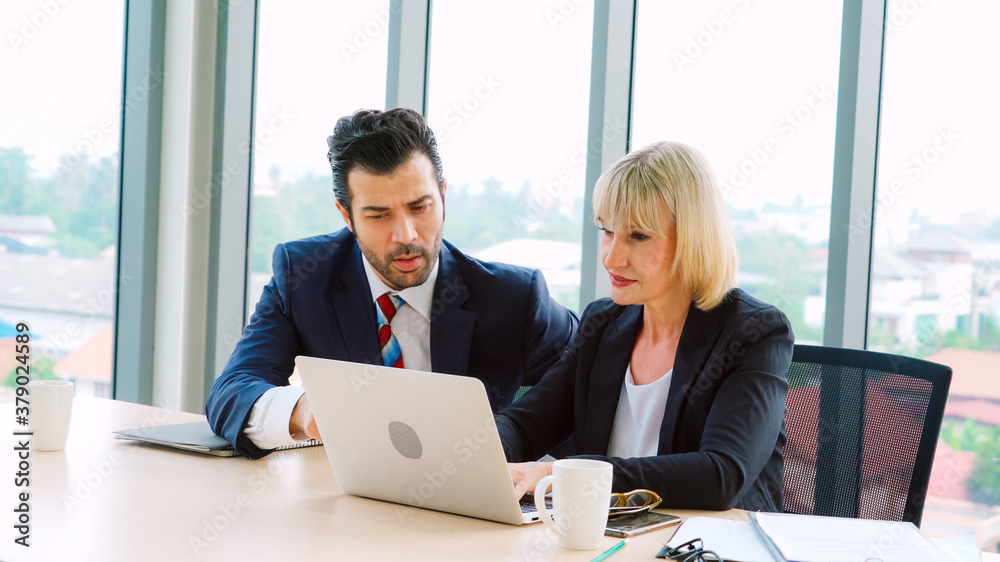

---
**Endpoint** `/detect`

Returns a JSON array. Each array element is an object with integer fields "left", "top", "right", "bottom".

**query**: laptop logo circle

[{"left": 388, "top": 421, "right": 423, "bottom": 460}]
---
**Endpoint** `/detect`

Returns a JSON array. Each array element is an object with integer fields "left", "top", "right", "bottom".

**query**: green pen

[{"left": 591, "top": 538, "right": 627, "bottom": 562}]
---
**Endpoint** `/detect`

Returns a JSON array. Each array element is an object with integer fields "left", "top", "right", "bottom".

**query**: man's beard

[{"left": 358, "top": 230, "right": 443, "bottom": 290}]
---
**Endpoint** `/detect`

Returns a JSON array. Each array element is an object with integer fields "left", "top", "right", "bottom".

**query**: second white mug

[
  {"left": 27, "top": 380, "right": 74, "bottom": 451},
  {"left": 534, "top": 458, "right": 613, "bottom": 550}
]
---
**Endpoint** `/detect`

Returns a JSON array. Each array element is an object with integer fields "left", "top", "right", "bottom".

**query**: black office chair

[{"left": 782, "top": 344, "right": 952, "bottom": 526}]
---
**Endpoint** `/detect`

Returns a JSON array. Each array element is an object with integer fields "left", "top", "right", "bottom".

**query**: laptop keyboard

[{"left": 519, "top": 498, "right": 552, "bottom": 514}]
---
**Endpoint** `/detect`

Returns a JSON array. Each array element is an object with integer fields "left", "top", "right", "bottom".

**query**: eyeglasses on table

[
  {"left": 610, "top": 488, "right": 662, "bottom": 509},
  {"left": 608, "top": 488, "right": 663, "bottom": 519},
  {"left": 656, "top": 538, "right": 724, "bottom": 562}
]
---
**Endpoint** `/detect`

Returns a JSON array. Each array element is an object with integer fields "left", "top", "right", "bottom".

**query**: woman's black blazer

[{"left": 496, "top": 288, "right": 794, "bottom": 512}]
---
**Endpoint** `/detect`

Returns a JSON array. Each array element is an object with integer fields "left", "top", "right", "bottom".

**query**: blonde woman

[{"left": 499, "top": 142, "right": 794, "bottom": 511}]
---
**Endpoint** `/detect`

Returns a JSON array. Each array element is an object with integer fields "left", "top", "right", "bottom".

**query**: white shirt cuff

[{"left": 243, "top": 385, "right": 308, "bottom": 450}]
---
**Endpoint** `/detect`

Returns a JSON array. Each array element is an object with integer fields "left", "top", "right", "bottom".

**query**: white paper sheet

[
  {"left": 666, "top": 514, "right": 964, "bottom": 562},
  {"left": 755, "top": 512, "right": 953, "bottom": 562},
  {"left": 929, "top": 534, "right": 983, "bottom": 562}
]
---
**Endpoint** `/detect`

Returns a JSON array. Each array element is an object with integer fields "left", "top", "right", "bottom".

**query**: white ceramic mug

[
  {"left": 534, "top": 458, "right": 613, "bottom": 550},
  {"left": 27, "top": 380, "right": 74, "bottom": 451}
]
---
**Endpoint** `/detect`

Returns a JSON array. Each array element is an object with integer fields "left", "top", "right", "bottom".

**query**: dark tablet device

[{"left": 605, "top": 512, "right": 682, "bottom": 537}]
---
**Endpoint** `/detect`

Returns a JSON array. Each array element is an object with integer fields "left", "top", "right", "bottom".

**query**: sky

[
  {"left": 1, "top": 1, "right": 125, "bottom": 173},
  {"left": 251, "top": 0, "right": 595, "bottom": 199},
  {"left": 3, "top": 0, "right": 999, "bottom": 248}
]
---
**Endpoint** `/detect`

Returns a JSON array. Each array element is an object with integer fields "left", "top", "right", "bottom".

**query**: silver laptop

[{"left": 295, "top": 356, "right": 542, "bottom": 525}]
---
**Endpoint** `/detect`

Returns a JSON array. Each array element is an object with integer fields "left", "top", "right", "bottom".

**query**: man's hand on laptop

[
  {"left": 508, "top": 461, "right": 555, "bottom": 500},
  {"left": 289, "top": 393, "right": 321, "bottom": 441}
]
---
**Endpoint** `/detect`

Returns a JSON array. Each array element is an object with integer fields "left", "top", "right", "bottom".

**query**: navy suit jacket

[
  {"left": 496, "top": 289, "right": 793, "bottom": 512},
  {"left": 207, "top": 229, "right": 579, "bottom": 459}
]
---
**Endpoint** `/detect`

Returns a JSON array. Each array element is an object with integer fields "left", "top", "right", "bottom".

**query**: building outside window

[
  {"left": 0, "top": 1, "right": 126, "bottom": 401},
  {"left": 869, "top": 0, "right": 1000, "bottom": 547}
]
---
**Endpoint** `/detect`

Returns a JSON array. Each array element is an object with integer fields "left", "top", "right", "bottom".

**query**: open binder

[{"left": 665, "top": 512, "right": 963, "bottom": 562}]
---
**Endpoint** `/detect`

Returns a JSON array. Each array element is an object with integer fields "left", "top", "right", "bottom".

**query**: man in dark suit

[{"left": 206, "top": 108, "right": 578, "bottom": 459}]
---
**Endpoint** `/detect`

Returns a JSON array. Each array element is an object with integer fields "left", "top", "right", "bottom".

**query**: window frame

[{"left": 114, "top": 0, "right": 888, "bottom": 400}]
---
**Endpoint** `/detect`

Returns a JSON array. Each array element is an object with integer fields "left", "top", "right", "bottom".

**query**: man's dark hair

[{"left": 326, "top": 108, "right": 445, "bottom": 219}]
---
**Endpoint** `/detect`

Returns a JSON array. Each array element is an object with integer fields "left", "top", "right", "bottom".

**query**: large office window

[
  {"left": 869, "top": 0, "right": 1000, "bottom": 545},
  {"left": 247, "top": 0, "right": 390, "bottom": 316},
  {"left": 631, "top": 0, "right": 844, "bottom": 344},
  {"left": 0, "top": 2, "right": 126, "bottom": 401},
  {"left": 425, "top": 0, "right": 595, "bottom": 311}
]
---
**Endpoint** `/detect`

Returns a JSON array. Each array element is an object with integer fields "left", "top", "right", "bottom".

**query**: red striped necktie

[{"left": 376, "top": 292, "right": 405, "bottom": 368}]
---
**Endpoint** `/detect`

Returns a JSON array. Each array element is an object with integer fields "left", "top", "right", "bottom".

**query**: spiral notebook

[{"left": 113, "top": 420, "right": 321, "bottom": 457}]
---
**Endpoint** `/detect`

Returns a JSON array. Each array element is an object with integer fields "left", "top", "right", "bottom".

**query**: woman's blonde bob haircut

[{"left": 592, "top": 141, "right": 738, "bottom": 311}]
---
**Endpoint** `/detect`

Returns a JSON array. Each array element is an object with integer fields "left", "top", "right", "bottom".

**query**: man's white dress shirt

[{"left": 243, "top": 254, "right": 439, "bottom": 450}]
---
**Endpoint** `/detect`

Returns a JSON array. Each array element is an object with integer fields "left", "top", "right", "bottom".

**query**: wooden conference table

[{"left": 0, "top": 398, "right": 990, "bottom": 561}]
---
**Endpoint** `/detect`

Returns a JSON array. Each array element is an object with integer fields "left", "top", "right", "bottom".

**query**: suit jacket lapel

[
  {"left": 430, "top": 244, "right": 475, "bottom": 375},
  {"left": 657, "top": 300, "right": 725, "bottom": 453},
  {"left": 329, "top": 242, "right": 381, "bottom": 364},
  {"left": 584, "top": 305, "right": 641, "bottom": 455}
]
